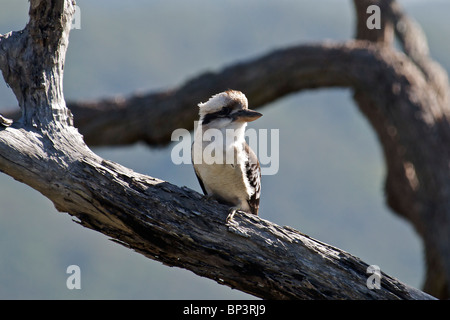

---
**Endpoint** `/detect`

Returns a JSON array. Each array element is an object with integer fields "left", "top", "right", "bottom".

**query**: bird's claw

[
  {"left": 226, "top": 208, "right": 245, "bottom": 223},
  {"left": 226, "top": 209, "right": 236, "bottom": 223}
]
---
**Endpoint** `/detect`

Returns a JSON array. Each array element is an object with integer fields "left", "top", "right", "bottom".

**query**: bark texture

[{"left": 0, "top": 0, "right": 446, "bottom": 299}]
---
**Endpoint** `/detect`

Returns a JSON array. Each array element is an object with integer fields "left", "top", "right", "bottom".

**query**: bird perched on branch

[{"left": 192, "top": 90, "right": 262, "bottom": 222}]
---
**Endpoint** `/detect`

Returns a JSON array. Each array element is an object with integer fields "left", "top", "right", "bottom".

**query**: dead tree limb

[
  {"left": 353, "top": 0, "right": 450, "bottom": 298},
  {"left": 0, "top": 0, "right": 438, "bottom": 300}
]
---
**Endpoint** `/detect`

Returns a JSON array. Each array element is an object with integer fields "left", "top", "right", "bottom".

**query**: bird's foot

[{"left": 226, "top": 207, "right": 245, "bottom": 223}]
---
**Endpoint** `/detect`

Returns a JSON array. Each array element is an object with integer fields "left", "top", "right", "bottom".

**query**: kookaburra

[{"left": 192, "top": 90, "right": 262, "bottom": 222}]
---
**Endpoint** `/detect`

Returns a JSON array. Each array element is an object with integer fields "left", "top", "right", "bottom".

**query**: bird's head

[{"left": 198, "top": 90, "right": 262, "bottom": 129}]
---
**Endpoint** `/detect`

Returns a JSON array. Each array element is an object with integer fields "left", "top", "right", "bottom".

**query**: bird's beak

[{"left": 232, "top": 109, "right": 263, "bottom": 123}]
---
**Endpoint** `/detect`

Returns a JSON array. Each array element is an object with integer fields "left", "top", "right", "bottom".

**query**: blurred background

[{"left": 0, "top": 0, "right": 448, "bottom": 299}]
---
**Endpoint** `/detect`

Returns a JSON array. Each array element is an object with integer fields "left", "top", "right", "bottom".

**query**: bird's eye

[{"left": 221, "top": 107, "right": 232, "bottom": 115}]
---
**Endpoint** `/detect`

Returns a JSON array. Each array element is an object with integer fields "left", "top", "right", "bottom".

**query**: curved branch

[
  {"left": 54, "top": 40, "right": 447, "bottom": 147},
  {"left": 352, "top": 0, "right": 450, "bottom": 298},
  {"left": 391, "top": 4, "right": 449, "bottom": 105},
  {"left": 353, "top": 0, "right": 449, "bottom": 106}
]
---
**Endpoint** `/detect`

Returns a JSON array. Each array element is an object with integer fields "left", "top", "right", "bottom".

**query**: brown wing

[
  {"left": 193, "top": 167, "right": 208, "bottom": 196},
  {"left": 244, "top": 143, "right": 261, "bottom": 215},
  {"left": 192, "top": 142, "right": 208, "bottom": 195}
]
